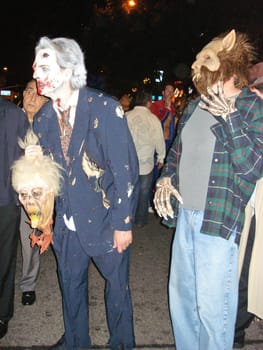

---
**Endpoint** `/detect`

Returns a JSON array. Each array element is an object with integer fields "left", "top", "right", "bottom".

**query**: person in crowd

[
  {"left": 151, "top": 82, "right": 178, "bottom": 151},
  {"left": 234, "top": 75, "right": 263, "bottom": 349},
  {"left": 20, "top": 79, "right": 48, "bottom": 306},
  {"left": 153, "top": 29, "right": 263, "bottom": 350},
  {"left": 119, "top": 93, "right": 132, "bottom": 113},
  {"left": 150, "top": 83, "right": 178, "bottom": 211},
  {"left": 31, "top": 36, "right": 139, "bottom": 350},
  {"left": 0, "top": 96, "right": 29, "bottom": 338},
  {"left": 126, "top": 90, "right": 165, "bottom": 227}
]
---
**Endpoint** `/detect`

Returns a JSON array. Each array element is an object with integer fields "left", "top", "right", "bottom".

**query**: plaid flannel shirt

[{"left": 159, "top": 87, "right": 263, "bottom": 243}]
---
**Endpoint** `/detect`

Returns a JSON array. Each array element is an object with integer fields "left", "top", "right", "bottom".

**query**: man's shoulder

[
  {"left": 152, "top": 99, "right": 164, "bottom": 106},
  {"left": 85, "top": 87, "right": 119, "bottom": 107},
  {"left": 0, "top": 97, "right": 25, "bottom": 118},
  {"left": 126, "top": 106, "right": 152, "bottom": 120},
  {"left": 149, "top": 108, "right": 161, "bottom": 119},
  {"left": 79, "top": 88, "right": 125, "bottom": 124},
  {"left": 238, "top": 87, "right": 260, "bottom": 102},
  {"left": 125, "top": 109, "right": 138, "bottom": 124},
  {"left": 151, "top": 100, "right": 164, "bottom": 111},
  {"left": 0, "top": 97, "right": 19, "bottom": 111},
  {"left": 237, "top": 87, "right": 263, "bottom": 110}
]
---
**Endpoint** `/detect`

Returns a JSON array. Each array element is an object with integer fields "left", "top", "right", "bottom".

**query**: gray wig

[{"left": 35, "top": 36, "right": 87, "bottom": 89}]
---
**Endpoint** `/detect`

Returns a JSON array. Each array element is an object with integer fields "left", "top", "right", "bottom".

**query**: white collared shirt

[{"left": 53, "top": 90, "right": 79, "bottom": 128}]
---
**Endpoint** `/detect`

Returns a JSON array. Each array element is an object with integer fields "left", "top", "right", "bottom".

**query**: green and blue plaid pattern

[{"left": 159, "top": 87, "right": 263, "bottom": 243}]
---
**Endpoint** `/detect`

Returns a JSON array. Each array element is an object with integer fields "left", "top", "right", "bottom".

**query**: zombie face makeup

[{"left": 33, "top": 48, "right": 69, "bottom": 98}]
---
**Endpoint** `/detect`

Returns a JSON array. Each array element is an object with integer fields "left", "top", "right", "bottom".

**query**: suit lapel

[{"left": 67, "top": 88, "right": 91, "bottom": 163}]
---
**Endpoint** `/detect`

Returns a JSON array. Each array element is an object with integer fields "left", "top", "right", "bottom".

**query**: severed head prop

[
  {"left": 191, "top": 29, "right": 256, "bottom": 95},
  {"left": 12, "top": 130, "right": 63, "bottom": 253}
]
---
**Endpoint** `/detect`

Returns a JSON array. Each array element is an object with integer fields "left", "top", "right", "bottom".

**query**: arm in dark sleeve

[
  {"left": 213, "top": 94, "right": 263, "bottom": 184},
  {"left": 104, "top": 103, "right": 139, "bottom": 231}
]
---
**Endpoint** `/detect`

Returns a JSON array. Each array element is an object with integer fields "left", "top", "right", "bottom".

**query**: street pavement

[{"left": 0, "top": 213, "right": 262, "bottom": 349}]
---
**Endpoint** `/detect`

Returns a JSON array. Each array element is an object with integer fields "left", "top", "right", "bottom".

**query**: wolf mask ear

[
  {"left": 192, "top": 29, "right": 237, "bottom": 77},
  {"left": 222, "top": 29, "right": 236, "bottom": 51}
]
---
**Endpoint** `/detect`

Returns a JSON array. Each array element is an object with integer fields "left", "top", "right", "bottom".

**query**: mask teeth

[{"left": 29, "top": 211, "right": 41, "bottom": 228}]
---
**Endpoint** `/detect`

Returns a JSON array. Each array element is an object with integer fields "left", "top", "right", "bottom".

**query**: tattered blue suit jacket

[{"left": 33, "top": 87, "right": 139, "bottom": 256}]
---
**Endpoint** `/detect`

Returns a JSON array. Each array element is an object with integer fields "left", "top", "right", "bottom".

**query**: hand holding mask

[
  {"left": 12, "top": 130, "right": 63, "bottom": 253},
  {"left": 199, "top": 81, "right": 237, "bottom": 120}
]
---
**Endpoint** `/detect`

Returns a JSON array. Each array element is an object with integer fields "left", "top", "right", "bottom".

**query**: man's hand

[
  {"left": 113, "top": 230, "right": 132, "bottom": 253},
  {"left": 156, "top": 161, "right": 164, "bottom": 170},
  {"left": 25, "top": 145, "right": 43, "bottom": 159},
  {"left": 199, "top": 81, "right": 237, "bottom": 120},
  {"left": 153, "top": 177, "right": 183, "bottom": 220}
]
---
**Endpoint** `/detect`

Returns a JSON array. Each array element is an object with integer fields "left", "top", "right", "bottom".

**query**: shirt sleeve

[
  {"left": 212, "top": 95, "right": 263, "bottom": 184},
  {"left": 154, "top": 119, "right": 166, "bottom": 163}
]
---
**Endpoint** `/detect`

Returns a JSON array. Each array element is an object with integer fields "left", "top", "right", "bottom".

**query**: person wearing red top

[
  {"left": 149, "top": 83, "right": 178, "bottom": 210},
  {"left": 151, "top": 83, "right": 178, "bottom": 151}
]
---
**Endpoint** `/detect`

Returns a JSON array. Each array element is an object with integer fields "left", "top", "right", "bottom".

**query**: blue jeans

[
  {"left": 169, "top": 208, "right": 238, "bottom": 350},
  {"left": 135, "top": 171, "right": 153, "bottom": 226}
]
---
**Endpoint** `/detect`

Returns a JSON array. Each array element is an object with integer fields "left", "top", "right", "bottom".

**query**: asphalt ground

[{"left": 0, "top": 213, "right": 262, "bottom": 349}]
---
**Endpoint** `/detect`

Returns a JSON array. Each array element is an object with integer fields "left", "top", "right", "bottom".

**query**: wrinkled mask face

[
  {"left": 19, "top": 187, "right": 46, "bottom": 227},
  {"left": 18, "top": 185, "right": 55, "bottom": 230},
  {"left": 191, "top": 30, "right": 236, "bottom": 94},
  {"left": 32, "top": 48, "right": 69, "bottom": 98},
  {"left": 191, "top": 39, "right": 223, "bottom": 83}
]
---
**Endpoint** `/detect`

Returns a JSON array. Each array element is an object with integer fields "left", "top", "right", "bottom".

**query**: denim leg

[
  {"left": 169, "top": 208, "right": 238, "bottom": 350},
  {"left": 135, "top": 171, "right": 153, "bottom": 226},
  {"left": 169, "top": 208, "right": 200, "bottom": 350}
]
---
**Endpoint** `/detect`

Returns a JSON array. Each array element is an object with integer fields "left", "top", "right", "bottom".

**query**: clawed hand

[
  {"left": 199, "top": 81, "right": 237, "bottom": 120},
  {"left": 153, "top": 177, "right": 183, "bottom": 220}
]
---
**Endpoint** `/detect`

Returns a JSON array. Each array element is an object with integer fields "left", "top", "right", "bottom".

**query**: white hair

[
  {"left": 35, "top": 36, "right": 87, "bottom": 89},
  {"left": 12, "top": 129, "right": 64, "bottom": 195}
]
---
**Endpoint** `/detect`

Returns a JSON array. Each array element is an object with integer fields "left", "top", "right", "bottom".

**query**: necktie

[{"left": 59, "top": 107, "right": 72, "bottom": 165}]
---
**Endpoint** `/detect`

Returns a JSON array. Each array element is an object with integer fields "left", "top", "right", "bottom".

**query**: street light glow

[
  {"left": 128, "top": 0, "right": 136, "bottom": 8},
  {"left": 122, "top": 0, "right": 137, "bottom": 13}
]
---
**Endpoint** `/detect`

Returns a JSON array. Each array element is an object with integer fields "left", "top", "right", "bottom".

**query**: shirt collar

[{"left": 53, "top": 90, "right": 79, "bottom": 113}]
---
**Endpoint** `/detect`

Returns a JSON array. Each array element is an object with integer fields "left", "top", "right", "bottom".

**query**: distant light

[
  {"left": 143, "top": 77, "right": 151, "bottom": 85},
  {"left": 122, "top": 0, "right": 137, "bottom": 14},
  {"left": 1, "top": 90, "right": 11, "bottom": 96},
  {"left": 3, "top": 67, "right": 8, "bottom": 71},
  {"left": 188, "top": 86, "right": 193, "bottom": 94},
  {"left": 155, "top": 69, "right": 164, "bottom": 83},
  {"left": 128, "top": 0, "right": 136, "bottom": 8}
]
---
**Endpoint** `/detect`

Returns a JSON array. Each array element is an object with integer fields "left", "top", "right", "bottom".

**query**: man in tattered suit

[{"left": 31, "top": 36, "right": 139, "bottom": 350}]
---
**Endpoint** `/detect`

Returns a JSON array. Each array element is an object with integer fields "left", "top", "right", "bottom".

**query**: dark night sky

[{"left": 1, "top": 0, "right": 263, "bottom": 94}]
